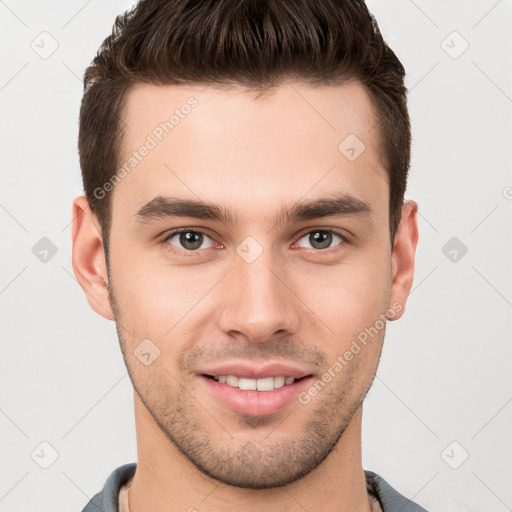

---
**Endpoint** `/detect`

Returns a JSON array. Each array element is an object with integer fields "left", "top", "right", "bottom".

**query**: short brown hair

[{"left": 79, "top": 0, "right": 410, "bottom": 254}]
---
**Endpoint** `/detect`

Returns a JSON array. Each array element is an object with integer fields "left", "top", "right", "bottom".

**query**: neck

[{"left": 129, "top": 392, "right": 372, "bottom": 512}]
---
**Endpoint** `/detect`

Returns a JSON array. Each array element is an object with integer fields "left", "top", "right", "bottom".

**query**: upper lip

[{"left": 199, "top": 362, "right": 311, "bottom": 380}]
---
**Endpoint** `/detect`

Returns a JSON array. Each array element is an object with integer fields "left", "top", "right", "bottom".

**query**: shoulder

[
  {"left": 365, "top": 470, "right": 430, "bottom": 512},
  {"left": 81, "top": 463, "right": 137, "bottom": 512}
]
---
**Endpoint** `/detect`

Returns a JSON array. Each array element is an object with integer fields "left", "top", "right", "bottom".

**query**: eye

[
  {"left": 295, "top": 229, "right": 346, "bottom": 250},
  {"left": 164, "top": 229, "right": 216, "bottom": 252}
]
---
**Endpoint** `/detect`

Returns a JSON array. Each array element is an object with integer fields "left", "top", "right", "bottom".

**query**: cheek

[
  {"left": 109, "top": 250, "right": 219, "bottom": 338},
  {"left": 293, "top": 250, "right": 391, "bottom": 342}
]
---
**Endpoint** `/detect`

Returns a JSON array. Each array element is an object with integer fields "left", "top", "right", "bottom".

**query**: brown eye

[
  {"left": 296, "top": 230, "right": 345, "bottom": 250},
  {"left": 165, "top": 230, "right": 214, "bottom": 251}
]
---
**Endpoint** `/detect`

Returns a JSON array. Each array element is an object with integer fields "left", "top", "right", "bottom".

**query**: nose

[{"left": 217, "top": 249, "right": 301, "bottom": 343}]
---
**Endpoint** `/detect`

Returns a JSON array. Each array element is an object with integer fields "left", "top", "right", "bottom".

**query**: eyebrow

[{"left": 133, "top": 193, "right": 373, "bottom": 226}]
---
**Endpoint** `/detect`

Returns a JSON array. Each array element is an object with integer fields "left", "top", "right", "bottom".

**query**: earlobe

[
  {"left": 388, "top": 200, "right": 419, "bottom": 321},
  {"left": 71, "top": 196, "right": 115, "bottom": 321}
]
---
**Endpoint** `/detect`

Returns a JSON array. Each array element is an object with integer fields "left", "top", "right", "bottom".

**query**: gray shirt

[{"left": 81, "top": 463, "right": 429, "bottom": 512}]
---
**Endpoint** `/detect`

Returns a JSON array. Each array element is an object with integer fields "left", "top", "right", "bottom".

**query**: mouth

[
  {"left": 203, "top": 374, "right": 307, "bottom": 391},
  {"left": 199, "top": 373, "right": 313, "bottom": 416}
]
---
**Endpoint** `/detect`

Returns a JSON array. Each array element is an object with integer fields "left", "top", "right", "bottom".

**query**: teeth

[
  {"left": 212, "top": 375, "right": 297, "bottom": 391},
  {"left": 226, "top": 375, "right": 239, "bottom": 387},
  {"left": 239, "top": 377, "right": 257, "bottom": 390},
  {"left": 256, "top": 377, "right": 274, "bottom": 391},
  {"left": 273, "top": 376, "right": 285, "bottom": 389}
]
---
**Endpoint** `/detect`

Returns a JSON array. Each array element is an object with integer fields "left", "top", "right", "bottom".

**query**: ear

[
  {"left": 388, "top": 199, "right": 419, "bottom": 321},
  {"left": 71, "top": 196, "right": 114, "bottom": 321}
]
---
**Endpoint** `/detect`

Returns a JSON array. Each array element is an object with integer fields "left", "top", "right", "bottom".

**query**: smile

[
  {"left": 200, "top": 374, "right": 313, "bottom": 416},
  {"left": 206, "top": 375, "right": 300, "bottom": 391}
]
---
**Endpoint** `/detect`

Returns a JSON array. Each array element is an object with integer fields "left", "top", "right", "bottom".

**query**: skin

[{"left": 72, "top": 81, "right": 418, "bottom": 512}]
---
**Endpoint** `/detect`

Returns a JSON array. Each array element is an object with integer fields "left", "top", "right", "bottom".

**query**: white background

[{"left": 1, "top": 1, "right": 511, "bottom": 511}]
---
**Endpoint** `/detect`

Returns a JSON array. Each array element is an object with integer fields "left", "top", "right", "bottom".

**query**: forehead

[{"left": 114, "top": 81, "right": 388, "bottom": 225}]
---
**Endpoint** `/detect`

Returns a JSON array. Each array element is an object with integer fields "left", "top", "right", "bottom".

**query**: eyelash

[{"left": 161, "top": 227, "right": 348, "bottom": 256}]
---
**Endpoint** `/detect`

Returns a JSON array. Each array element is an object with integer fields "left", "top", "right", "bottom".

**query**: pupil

[
  {"left": 181, "top": 231, "right": 202, "bottom": 250},
  {"left": 311, "top": 231, "right": 331, "bottom": 249}
]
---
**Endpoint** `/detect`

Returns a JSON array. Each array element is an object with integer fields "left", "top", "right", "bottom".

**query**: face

[{"left": 74, "top": 81, "right": 417, "bottom": 489}]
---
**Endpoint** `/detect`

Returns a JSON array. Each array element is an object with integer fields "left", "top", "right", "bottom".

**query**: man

[{"left": 72, "top": 0, "right": 423, "bottom": 510}]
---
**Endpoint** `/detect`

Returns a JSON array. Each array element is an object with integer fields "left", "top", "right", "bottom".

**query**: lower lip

[{"left": 199, "top": 375, "right": 312, "bottom": 416}]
